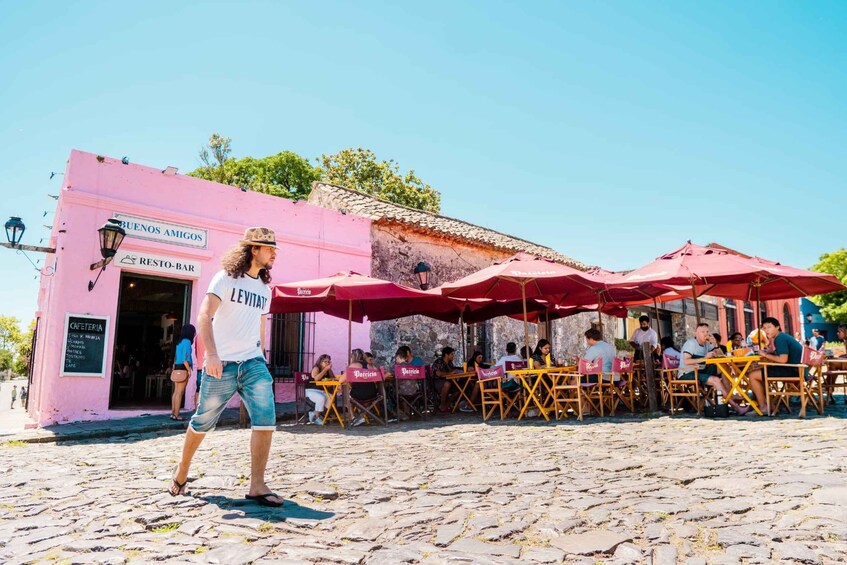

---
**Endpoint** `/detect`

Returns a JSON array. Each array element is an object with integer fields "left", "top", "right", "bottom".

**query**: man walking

[
  {"left": 10, "top": 385, "right": 17, "bottom": 409},
  {"left": 169, "top": 227, "right": 282, "bottom": 507}
]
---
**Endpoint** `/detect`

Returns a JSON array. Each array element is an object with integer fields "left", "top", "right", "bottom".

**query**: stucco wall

[{"left": 30, "top": 150, "right": 372, "bottom": 426}]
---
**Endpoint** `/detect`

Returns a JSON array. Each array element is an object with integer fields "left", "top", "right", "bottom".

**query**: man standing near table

[
  {"left": 747, "top": 317, "right": 805, "bottom": 415},
  {"left": 679, "top": 323, "right": 749, "bottom": 415},
  {"left": 168, "top": 227, "right": 282, "bottom": 507},
  {"left": 629, "top": 315, "right": 659, "bottom": 360},
  {"left": 809, "top": 329, "right": 825, "bottom": 351}
]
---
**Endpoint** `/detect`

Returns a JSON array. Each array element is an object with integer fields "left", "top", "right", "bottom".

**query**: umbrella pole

[
  {"left": 691, "top": 283, "right": 702, "bottom": 326},
  {"left": 347, "top": 300, "right": 352, "bottom": 363},
  {"left": 460, "top": 312, "right": 466, "bottom": 366},
  {"left": 653, "top": 299, "right": 662, "bottom": 341},
  {"left": 521, "top": 282, "right": 530, "bottom": 360},
  {"left": 755, "top": 282, "right": 762, "bottom": 334}
]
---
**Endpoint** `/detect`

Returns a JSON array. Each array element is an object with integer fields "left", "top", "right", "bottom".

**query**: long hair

[
  {"left": 467, "top": 350, "right": 483, "bottom": 368},
  {"left": 533, "top": 339, "right": 550, "bottom": 356},
  {"left": 312, "top": 354, "right": 334, "bottom": 379},
  {"left": 180, "top": 324, "right": 197, "bottom": 343},
  {"left": 350, "top": 348, "right": 366, "bottom": 367},
  {"left": 220, "top": 244, "right": 272, "bottom": 284}
]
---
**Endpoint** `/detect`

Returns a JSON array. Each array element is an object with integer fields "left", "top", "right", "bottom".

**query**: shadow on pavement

[{"left": 200, "top": 495, "right": 335, "bottom": 523}]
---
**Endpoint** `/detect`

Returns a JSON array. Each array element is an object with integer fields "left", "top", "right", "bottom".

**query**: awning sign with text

[
  {"left": 115, "top": 250, "right": 202, "bottom": 278},
  {"left": 114, "top": 213, "right": 208, "bottom": 249}
]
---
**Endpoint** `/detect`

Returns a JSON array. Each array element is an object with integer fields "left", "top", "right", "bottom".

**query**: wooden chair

[
  {"left": 824, "top": 358, "right": 847, "bottom": 405},
  {"left": 293, "top": 372, "right": 312, "bottom": 425},
  {"left": 763, "top": 347, "right": 825, "bottom": 418},
  {"left": 609, "top": 357, "right": 636, "bottom": 415},
  {"left": 549, "top": 358, "right": 601, "bottom": 421},
  {"left": 477, "top": 365, "right": 520, "bottom": 421},
  {"left": 345, "top": 367, "right": 388, "bottom": 426},
  {"left": 393, "top": 364, "right": 428, "bottom": 420},
  {"left": 663, "top": 354, "right": 705, "bottom": 416}
]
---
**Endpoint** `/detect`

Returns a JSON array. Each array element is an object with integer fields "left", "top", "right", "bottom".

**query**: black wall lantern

[
  {"left": 5, "top": 216, "right": 25, "bottom": 247},
  {"left": 88, "top": 218, "right": 126, "bottom": 291},
  {"left": 413, "top": 261, "right": 432, "bottom": 290}
]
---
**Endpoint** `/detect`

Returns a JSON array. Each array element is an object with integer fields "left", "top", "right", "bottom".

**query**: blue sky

[{"left": 1, "top": 0, "right": 845, "bottom": 327}]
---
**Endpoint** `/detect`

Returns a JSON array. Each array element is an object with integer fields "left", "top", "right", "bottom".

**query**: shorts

[
  {"left": 189, "top": 357, "right": 276, "bottom": 433},
  {"left": 679, "top": 365, "right": 716, "bottom": 386},
  {"left": 766, "top": 366, "right": 805, "bottom": 379}
]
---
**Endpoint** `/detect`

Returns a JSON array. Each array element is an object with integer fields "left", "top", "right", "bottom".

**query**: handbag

[{"left": 170, "top": 368, "right": 189, "bottom": 383}]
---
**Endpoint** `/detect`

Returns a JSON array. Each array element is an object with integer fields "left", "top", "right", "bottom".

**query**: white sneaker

[{"left": 352, "top": 414, "right": 366, "bottom": 427}]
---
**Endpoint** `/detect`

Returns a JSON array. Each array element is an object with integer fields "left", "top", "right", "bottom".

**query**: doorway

[{"left": 110, "top": 273, "right": 192, "bottom": 409}]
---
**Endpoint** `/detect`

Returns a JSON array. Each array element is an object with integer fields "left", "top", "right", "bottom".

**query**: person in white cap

[{"left": 168, "top": 226, "right": 283, "bottom": 507}]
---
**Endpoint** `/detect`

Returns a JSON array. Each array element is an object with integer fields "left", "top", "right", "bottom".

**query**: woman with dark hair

[
  {"left": 466, "top": 351, "right": 489, "bottom": 370},
  {"left": 531, "top": 339, "right": 552, "bottom": 368},
  {"left": 308, "top": 355, "right": 334, "bottom": 425},
  {"left": 172, "top": 323, "right": 196, "bottom": 420}
]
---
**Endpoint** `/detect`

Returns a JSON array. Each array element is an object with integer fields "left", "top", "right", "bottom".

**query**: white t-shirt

[
  {"left": 207, "top": 270, "right": 270, "bottom": 361},
  {"left": 630, "top": 327, "right": 659, "bottom": 348},
  {"left": 496, "top": 354, "right": 524, "bottom": 370}
]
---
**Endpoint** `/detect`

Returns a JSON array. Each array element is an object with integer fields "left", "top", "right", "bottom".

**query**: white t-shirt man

[
  {"left": 630, "top": 327, "right": 659, "bottom": 348},
  {"left": 207, "top": 270, "right": 271, "bottom": 361}
]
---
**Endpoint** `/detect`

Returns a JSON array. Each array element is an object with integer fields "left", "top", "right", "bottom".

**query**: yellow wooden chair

[
  {"left": 477, "top": 366, "right": 520, "bottom": 421},
  {"left": 824, "top": 358, "right": 847, "bottom": 406},
  {"left": 662, "top": 354, "right": 705, "bottom": 416},
  {"left": 763, "top": 347, "right": 825, "bottom": 418}
]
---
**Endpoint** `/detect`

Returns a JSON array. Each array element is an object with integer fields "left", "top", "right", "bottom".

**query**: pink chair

[
  {"left": 610, "top": 357, "right": 636, "bottom": 415},
  {"left": 345, "top": 367, "right": 387, "bottom": 425},
  {"left": 577, "top": 357, "right": 605, "bottom": 417},
  {"left": 394, "top": 364, "right": 428, "bottom": 420},
  {"left": 293, "top": 371, "right": 312, "bottom": 425}
]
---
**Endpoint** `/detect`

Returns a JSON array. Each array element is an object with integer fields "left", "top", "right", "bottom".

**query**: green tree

[
  {"left": 0, "top": 316, "right": 22, "bottom": 352},
  {"left": 13, "top": 320, "right": 36, "bottom": 375},
  {"left": 188, "top": 135, "right": 320, "bottom": 200},
  {"left": 810, "top": 248, "right": 847, "bottom": 323},
  {"left": 0, "top": 349, "right": 13, "bottom": 372},
  {"left": 319, "top": 148, "right": 441, "bottom": 213}
]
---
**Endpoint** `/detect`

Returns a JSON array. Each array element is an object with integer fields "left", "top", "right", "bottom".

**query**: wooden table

[
  {"left": 824, "top": 358, "right": 847, "bottom": 404},
  {"left": 506, "top": 366, "right": 574, "bottom": 421},
  {"left": 311, "top": 379, "right": 346, "bottom": 427},
  {"left": 446, "top": 371, "right": 478, "bottom": 412},
  {"left": 703, "top": 355, "right": 762, "bottom": 416}
]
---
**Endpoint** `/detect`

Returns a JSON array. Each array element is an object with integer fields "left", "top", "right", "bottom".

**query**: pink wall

[{"left": 29, "top": 150, "right": 372, "bottom": 426}]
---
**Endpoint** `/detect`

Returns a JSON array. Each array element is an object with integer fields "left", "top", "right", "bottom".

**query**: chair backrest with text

[
  {"left": 477, "top": 365, "right": 505, "bottom": 381},
  {"left": 394, "top": 365, "right": 426, "bottom": 380},
  {"left": 802, "top": 347, "right": 826, "bottom": 367},
  {"left": 662, "top": 354, "right": 680, "bottom": 370},
  {"left": 578, "top": 357, "right": 603, "bottom": 375},
  {"left": 613, "top": 357, "right": 634, "bottom": 374},
  {"left": 505, "top": 360, "right": 527, "bottom": 371},
  {"left": 345, "top": 367, "right": 384, "bottom": 382}
]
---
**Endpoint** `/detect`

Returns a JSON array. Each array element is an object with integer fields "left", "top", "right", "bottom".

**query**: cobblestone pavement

[{"left": 1, "top": 410, "right": 846, "bottom": 564}]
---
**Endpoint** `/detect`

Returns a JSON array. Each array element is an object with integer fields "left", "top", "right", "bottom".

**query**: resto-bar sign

[
  {"left": 115, "top": 250, "right": 202, "bottom": 278},
  {"left": 115, "top": 213, "right": 208, "bottom": 249}
]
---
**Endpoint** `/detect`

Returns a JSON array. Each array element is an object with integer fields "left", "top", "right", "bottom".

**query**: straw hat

[{"left": 240, "top": 227, "right": 277, "bottom": 248}]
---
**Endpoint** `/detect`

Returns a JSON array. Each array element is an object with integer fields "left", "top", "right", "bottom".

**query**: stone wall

[{"left": 368, "top": 223, "right": 619, "bottom": 365}]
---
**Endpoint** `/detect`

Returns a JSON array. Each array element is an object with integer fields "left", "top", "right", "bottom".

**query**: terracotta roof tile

[{"left": 308, "top": 182, "right": 587, "bottom": 269}]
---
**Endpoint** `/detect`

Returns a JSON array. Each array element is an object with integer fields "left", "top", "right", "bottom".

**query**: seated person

[
  {"left": 629, "top": 315, "right": 659, "bottom": 360},
  {"left": 347, "top": 348, "right": 379, "bottom": 426},
  {"left": 746, "top": 317, "right": 805, "bottom": 415},
  {"left": 747, "top": 328, "right": 769, "bottom": 349},
  {"left": 531, "top": 339, "right": 553, "bottom": 368},
  {"left": 496, "top": 342, "right": 523, "bottom": 369},
  {"left": 712, "top": 333, "right": 728, "bottom": 355},
  {"left": 307, "top": 354, "right": 335, "bottom": 424},
  {"left": 519, "top": 345, "right": 532, "bottom": 360},
  {"left": 431, "top": 346, "right": 461, "bottom": 412},
  {"left": 391, "top": 345, "right": 426, "bottom": 398},
  {"left": 728, "top": 332, "right": 744, "bottom": 352},
  {"left": 467, "top": 351, "right": 490, "bottom": 370},
  {"left": 364, "top": 351, "right": 378, "bottom": 370},
  {"left": 583, "top": 328, "right": 616, "bottom": 382},
  {"left": 660, "top": 336, "right": 681, "bottom": 365},
  {"left": 679, "top": 323, "right": 749, "bottom": 415},
  {"left": 837, "top": 324, "right": 847, "bottom": 359}
]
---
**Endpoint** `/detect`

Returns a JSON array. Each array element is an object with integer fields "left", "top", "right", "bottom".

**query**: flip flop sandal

[
  {"left": 169, "top": 477, "right": 187, "bottom": 497},
  {"left": 245, "top": 493, "right": 284, "bottom": 507}
]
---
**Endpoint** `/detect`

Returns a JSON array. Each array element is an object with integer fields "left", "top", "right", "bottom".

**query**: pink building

[{"left": 28, "top": 150, "right": 372, "bottom": 426}]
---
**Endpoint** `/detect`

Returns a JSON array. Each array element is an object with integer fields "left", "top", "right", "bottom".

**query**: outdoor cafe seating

[
  {"left": 393, "top": 364, "right": 429, "bottom": 420},
  {"left": 477, "top": 365, "right": 521, "bottom": 421},
  {"left": 763, "top": 347, "right": 826, "bottom": 418}
]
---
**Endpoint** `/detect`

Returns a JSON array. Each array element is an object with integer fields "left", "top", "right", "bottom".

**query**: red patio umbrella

[
  {"left": 271, "top": 272, "right": 460, "bottom": 358},
  {"left": 440, "top": 254, "right": 603, "bottom": 355}
]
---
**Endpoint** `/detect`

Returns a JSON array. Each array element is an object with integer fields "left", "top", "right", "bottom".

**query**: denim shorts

[{"left": 189, "top": 357, "right": 276, "bottom": 433}]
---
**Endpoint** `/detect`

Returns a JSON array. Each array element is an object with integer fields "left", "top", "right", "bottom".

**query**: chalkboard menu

[{"left": 60, "top": 314, "right": 110, "bottom": 377}]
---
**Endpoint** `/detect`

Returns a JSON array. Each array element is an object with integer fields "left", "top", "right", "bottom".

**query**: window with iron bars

[
  {"left": 464, "top": 322, "right": 489, "bottom": 364},
  {"left": 266, "top": 313, "right": 315, "bottom": 382}
]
